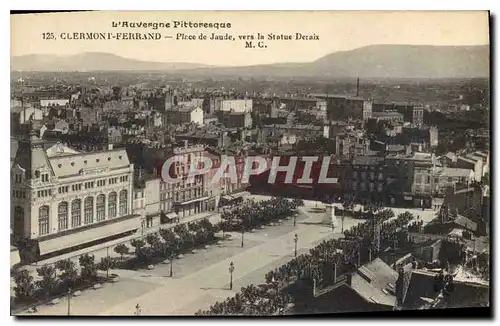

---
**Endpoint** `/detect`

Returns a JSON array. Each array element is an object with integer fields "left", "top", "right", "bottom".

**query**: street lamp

[
  {"left": 229, "top": 261, "right": 235, "bottom": 290},
  {"left": 67, "top": 287, "right": 72, "bottom": 316},
  {"left": 169, "top": 253, "right": 174, "bottom": 277},
  {"left": 241, "top": 229, "right": 245, "bottom": 248},
  {"left": 294, "top": 233, "right": 298, "bottom": 257}
]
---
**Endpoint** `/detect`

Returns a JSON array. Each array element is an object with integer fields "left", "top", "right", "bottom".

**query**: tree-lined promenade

[
  {"left": 196, "top": 207, "right": 417, "bottom": 316},
  {"left": 12, "top": 197, "right": 300, "bottom": 313},
  {"left": 219, "top": 197, "right": 301, "bottom": 232}
]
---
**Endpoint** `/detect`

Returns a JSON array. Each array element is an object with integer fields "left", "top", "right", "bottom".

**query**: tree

[
  {"left": 79, "top": 254, "right": 97, "bottom": 281},
  {"left": 137, "top": 247, "right": 153, "bottom": 263},
  {"left": 377, "top": 208, "right": 395, "bottom": 221},
  {"left": 36, "top": 265, "right": 57, "bottom": 299},
  {"left": 130, "top": 239, "right": 146, "bottom": 255},
  {"left": 98, "top": 256, "right": 115, "bottom": 279},
  {"left": 145, "top": 233, "right": 162, "bottom": 254},
  {"left": 13, "top": 269, "right": 35, "bottom": 302},
  {"left": 114, "top": 244, "right": 130, "bottom": 261},
  {"left": 55, "top": 259, "right": 79, "bottom": 288}
]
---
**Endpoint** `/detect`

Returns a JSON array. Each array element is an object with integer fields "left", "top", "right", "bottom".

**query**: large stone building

[
  {"left": 217, "top": 111, "right": 253, "bottom": 129},
  {"left": 326, "top": 96, "right": 373, "bottom": 121},
  {"left": 163, "top": 106, "right": 204, "bottom": 126},
  {"left": 158, "top": 144, "right": 214, "bottom": 219},
  {"left": 220, "top": 99, "right": 253, "bottom": 113},
  {"left": 133, "top": 174, "right": 162, "bottom": 230},
  {"left": 11, "top": 131, "right": 137, "bottom": 259}
]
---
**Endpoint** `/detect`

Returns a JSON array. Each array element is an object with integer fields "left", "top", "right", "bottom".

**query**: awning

[
  {"left": 165, "top": 212, "right": 178, "bottom": 219},
  {"left": 222, "top": 195, "right": 233, "bottom": 201},
  {"left": 230, "top": 191, "right": 250, "bottom": 199},
  {"left": 39, "top": 215, "right": 141, "bottom": 255}
]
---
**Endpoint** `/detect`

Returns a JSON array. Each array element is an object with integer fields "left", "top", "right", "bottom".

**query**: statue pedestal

[{"left": 324, "top": 204, "right": 339, "bottom": 227}]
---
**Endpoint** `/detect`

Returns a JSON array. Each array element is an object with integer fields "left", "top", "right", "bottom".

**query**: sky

[{"left": 10, "top": 11, "right": 490, "bottom": 66}]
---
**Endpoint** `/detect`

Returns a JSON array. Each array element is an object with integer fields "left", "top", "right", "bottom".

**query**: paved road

[
  {"left": 20, "top": 203, "right": 362, "bottom": 316},
  {"left": 18, "top": 197, "right": 425, "bottom": 316}
]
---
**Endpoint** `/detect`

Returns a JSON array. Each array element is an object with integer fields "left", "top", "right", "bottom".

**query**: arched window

[
  {"left": 58, "top": 202, "right": 69, "bottom": 230},
  {"left": 84, "top": 197, "right": 94, "bottom": 224},
  {"left": 119, "top": 190, "right": 128, "bottom": 215},
  {"left": 96, "top": 194, "right": 106, "bottom": 221},
  {"left": 108, "top": 192, "right": 117, "bottom": 218},
  {"left": 71, "top": 199, "right": 81, "bottom": 227},
  {"left": 38, "top": 206, "right": 49, "bottom": 235},
  {"left": 14, "top": 206, "right": 24, "bottom": 221}
]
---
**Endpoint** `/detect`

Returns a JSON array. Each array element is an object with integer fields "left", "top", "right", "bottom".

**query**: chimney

[
  {"left": 346, "top": 272, "right": 353, "bottom": 286},
  {"left": 356, "top": 78, "right": 360, "bottom": 97},
  {"left": 395, "top": 266, "right": 410, "bottom": 306},
  {"left": 357, "top": 243, "right": 361, "bottom": 266}
]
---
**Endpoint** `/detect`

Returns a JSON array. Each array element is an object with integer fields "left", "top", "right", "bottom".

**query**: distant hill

[
  {"left": 11, "top": 45, "right": 489, "bottom": 79},
  {"left": 190, "top": 45, "right": 490, "bottom": 79},
  {"left": 10, "top": 52, "right": 210, "bottom": 72}
]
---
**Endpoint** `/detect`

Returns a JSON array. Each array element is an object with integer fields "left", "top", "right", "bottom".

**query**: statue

[{"left": 324, "top": 204, "right": 339, "bottom": 227}]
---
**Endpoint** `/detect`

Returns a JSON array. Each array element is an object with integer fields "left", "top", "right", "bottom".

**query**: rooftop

[
  {"left": 434, "top": 167, "right": 473, "bottom": 178},
  {"left": 352, "top": 156, "right": 384, "bottom": 166},
  {"left": 372, "top": 111, "right": 404, "bottom": 118},
  {"left": 350, "top": 258, "right": 399, "bottom": 307}
]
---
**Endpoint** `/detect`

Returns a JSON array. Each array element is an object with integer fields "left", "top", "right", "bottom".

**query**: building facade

[
  {"left": 11, "top": 132, "right": 137, "bottom": 259},
  {"left": 159, "top": 144, "right": 215, "bottom": 219},
  {"left": 220, "top": 99, "right": 253, "bottom": 113},
  {"left": 163, "top": 106, "right": 204, "bottom": 126}
]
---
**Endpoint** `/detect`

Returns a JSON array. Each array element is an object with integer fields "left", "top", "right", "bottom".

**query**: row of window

[
  {"left": 415, "top": 176, "right": 458, "bottom": 184},
  {"left": 57, "top": 176, "right": 129, "bottom": 194},
  {"left": 12, "top": 190, "right": 26, "bottom": 198},
  {"left": 414, "top": 185, "right": 432, "bottom": 194},
  {"left": 14, "top": 172, "right": 50, "bottom": 184},
  {"left": 85, "top": 182, "right": 95, "bottom": 189},
  {"left": 38, "top": 190, "right": 129, "bottom": 235},
  {"left": 160, "top": 187, "right": 207, "bottom": 201},
  {"left": 38, "top": 189, "right": 52, "bottom": 198},
  {"left": 352, "top": 171, "right": 384, "bottom": 181},
  {"left": 59, "top": 186, "right": 69, "bottom": 194},
  {"left": 352, "top": 182, "right": 384, "bottom": 192}
]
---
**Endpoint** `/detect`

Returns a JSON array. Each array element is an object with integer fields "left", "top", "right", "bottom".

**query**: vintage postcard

[{"left": 10, "top": 11, "right": 490, "bottom": 316}]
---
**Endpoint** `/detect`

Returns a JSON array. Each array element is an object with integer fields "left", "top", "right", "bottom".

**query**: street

[{"left": 17, "top": 196, "right": 434, "bottom": 316}]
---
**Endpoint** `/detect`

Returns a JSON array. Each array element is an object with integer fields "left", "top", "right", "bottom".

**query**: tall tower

[
  {"left": 413, "top": 106, "right": 424, "bottom": 128},
  {"left": 11, "top": 127, "right": 54, "bottom": 241}
]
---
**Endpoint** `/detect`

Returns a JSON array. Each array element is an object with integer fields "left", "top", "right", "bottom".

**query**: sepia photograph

[{"left": 9, "top": 10, "right": 491, "bottom": 317}]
